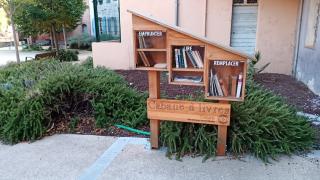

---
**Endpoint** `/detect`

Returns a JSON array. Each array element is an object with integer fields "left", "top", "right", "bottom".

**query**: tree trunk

[
  {"left": 62, "top": 25, "right": 67, "bottom": 49},
  {"left": 50, "top": 29, "right": 54, "bottom": 50},
  {"left": 9, "top": 7, "right": 20, "bottom": 63},
  {"left": 51, "top": 24, "right": 59, "bottom": 52}
]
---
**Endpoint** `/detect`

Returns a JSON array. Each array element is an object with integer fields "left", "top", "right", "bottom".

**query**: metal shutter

[{"left": 231, "top": 5, "right": 258, "bottom": 55}]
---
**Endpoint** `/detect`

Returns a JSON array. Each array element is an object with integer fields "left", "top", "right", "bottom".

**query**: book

[
  {"left": 231, "top": 76, "right": 238, "bottom": 97},
  {"left": 174, "top": 75, "right": 203, "bottom": 83},
  {"left": 179, "top": 49, "right": 185, "bottom": 68},
  {"left": 138, "top": 36, "right": 144, "bottom": 48},
  {"left": 213, "top": 72, "right": 223, "bottom": 96},
  {"left": 236, "top": 73, "right": 243, "bottom": 98},
  {"left": 182, "top": 48, "right": 188, "bottom": 68},
  {"left": 153, "top": 63, "right": 167, "bottom": 69},
  {"left": 195, "top": 51, "right": 204, "bottom": 68},
  {"left": 138, "top": 51, "right": 151, "bottom": 67},
  {"left": 175, "top": 49, "right": 179, "bottom": 68},
  {"left": 186, "top": 50, "right": 197, "bottom": 68}
]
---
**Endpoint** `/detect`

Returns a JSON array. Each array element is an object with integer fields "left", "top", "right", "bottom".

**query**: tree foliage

[{"left": 14, "top": 0, "right": 86, "bottom": 37}]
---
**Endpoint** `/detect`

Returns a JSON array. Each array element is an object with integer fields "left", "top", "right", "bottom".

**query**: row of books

[
  {"left": 174, "top": 48, "right": 204, "bottom": 68},
  {"left": 173, "top": 75, "right": 203, "bottom": 84},
  {"left": 209, "top": 69, "right": 243, "bottom": 98},
  {"left": 138, "top": 36, "right": 152, "bottom": 49}
]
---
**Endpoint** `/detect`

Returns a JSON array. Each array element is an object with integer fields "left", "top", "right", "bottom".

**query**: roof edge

[{"left": 127, "top": 9, "right": 255, "bottom": 60}]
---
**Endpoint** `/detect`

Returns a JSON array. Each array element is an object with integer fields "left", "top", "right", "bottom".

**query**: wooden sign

[{"left": 147, "top": 99, "right": 231, "bottom": 126}]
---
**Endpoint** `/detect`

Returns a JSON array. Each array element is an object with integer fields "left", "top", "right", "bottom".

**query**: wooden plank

[
  {"left": 148, "top": 71, "right": 161, "bottom": 149},
  {"left": 147, "top": 99, "right": 231, "bottom": 126},
  {"left": 217, "top": 125, "right": 228, "bottom": 156}
]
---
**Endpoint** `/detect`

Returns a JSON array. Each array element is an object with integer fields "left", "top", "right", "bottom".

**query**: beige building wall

[
  {"left": 69, "top": 0, "right": 92, "bottom": 37},
  {"left": 256, "top": 0, "right": 300, "bottom": 75},
  {"left": 93, "top": 0, "right": 301, "bottom": 75},
  {"left": 93, "top": 0, "right": 176, "bottom": 69},
  {"left": 206, "top": 0, "right": 233, "bottom": 46},
  {"left": 179, "top": 0, "right": 206, "bottom": 36}
]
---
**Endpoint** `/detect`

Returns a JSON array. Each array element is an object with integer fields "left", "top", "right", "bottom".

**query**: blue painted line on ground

[{"left": 78, "top": 137, "right": 150, "bottom": 180}]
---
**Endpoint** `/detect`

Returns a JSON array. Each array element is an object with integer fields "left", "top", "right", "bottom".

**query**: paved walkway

[
  {"left": 0, "top": 134, "right": 319, "bottom": 180},
  {"left": 0, "top": 48, "right": 92, "bottom": 66}
]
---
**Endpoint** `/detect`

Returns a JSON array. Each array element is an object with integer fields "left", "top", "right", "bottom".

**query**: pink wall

[
  {"left": 206, "top": 0, "right": 233, "bottom": 46},
  {"left": 93, "top": 0, "right": 176, "bottom": 69},
  {"left": 179, "top": 0, "right": 206, "bottom": 36},
  {"left": 93, "top": 0, "right": 301, "bottom": 75},
  {"left": 256, "top": 0, "right": 300, "bottom": 75},
  {"left": 68, "top": 0, "right": 92, "bottom": 38}
]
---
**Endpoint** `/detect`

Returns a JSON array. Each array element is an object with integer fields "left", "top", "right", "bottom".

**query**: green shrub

[
  {"left": 57, "top": 49, "right": 79, "bottom": 62},
  {"left": 82, "top": 57, "right": 94, "bottom": 69},
  {"left": 0, "top": 60, "right": 147, "bottom": 144},
  {"left": 68, "top": 33, "right": 94, "bottom": 50},
  {"left": 23, "top": 44, "right": 43, "bottom": 51},
  {"left": 160, "top": 62, "right": 314, "bottom": 162}
]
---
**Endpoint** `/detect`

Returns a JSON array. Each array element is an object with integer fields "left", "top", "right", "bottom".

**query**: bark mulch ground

[
  {"left": 117, "top": 70, "right": 320, "bottom": 116},
  {"left": 255, "top": 73, "right": 320, "bottom": 116},
  {"left": 47, "top": 70, "right": 320, "bottom": 148}
]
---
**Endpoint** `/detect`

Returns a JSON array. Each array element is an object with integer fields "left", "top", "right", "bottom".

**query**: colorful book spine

[
  {"left": 236, "top": 73, "right": 243, "bottom": 98},
  {"left": 186, "top": 50, "right": 198, "bottom": 68},
  {"left": 182, "top": 48, "right": 188, "bottom": 68},
  {"left": 175, "top": 49, "right": 179, "bottom": 68}
]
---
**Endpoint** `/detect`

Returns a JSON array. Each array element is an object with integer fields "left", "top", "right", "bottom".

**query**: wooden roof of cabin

[{"left": 128, "top": 10, "right": 254, "bottom": 60}]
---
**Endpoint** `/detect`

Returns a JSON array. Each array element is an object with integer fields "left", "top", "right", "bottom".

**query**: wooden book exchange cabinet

[{"left": 129, "top": 10, "right": 251, "bottom": 156}]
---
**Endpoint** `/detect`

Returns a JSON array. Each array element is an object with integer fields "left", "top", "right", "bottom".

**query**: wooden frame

[{"left": 129, "top": 10, "right": 251, "bottom": 156}]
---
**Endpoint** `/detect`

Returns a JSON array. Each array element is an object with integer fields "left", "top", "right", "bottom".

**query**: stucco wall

[
  {"left": 68, "top": 0, "right": 92, "bottom": 38},
  {"left": 256, "top": 0, "right": 300, "bottom": 75},
  {"left": 93, "top": 0, "right": 176, "bottom": 69},
  {"left": 206, "top": 0, "right": 233, "bottom": 46},
  {"left": 93, "top": 0, "right": 301, "bottom": 75},
  {"left": 296, "top": 0, "right": 320, "bottom": 95},
  {"left": 179, "top": 0, "right": 206, "bottom": 36}
]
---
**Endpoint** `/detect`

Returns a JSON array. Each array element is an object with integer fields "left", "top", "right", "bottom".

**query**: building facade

[{"left": 91, "top": 0, "right": 320, "bottom": 95}]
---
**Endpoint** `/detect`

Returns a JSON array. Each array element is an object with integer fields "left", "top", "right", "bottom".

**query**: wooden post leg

[
  {"left": 148, "top": 71, "right": 160, "bottom": 149},
  {"left": 217, "top": 125, "right": 227, "bottom": 156},
  {"left": 150, "top": 119, "right": 160, "bottom": 149}
]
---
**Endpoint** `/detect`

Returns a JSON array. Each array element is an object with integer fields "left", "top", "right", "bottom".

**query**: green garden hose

[{"left": 115, "top": 124, "right": 150, "bottom": 136}]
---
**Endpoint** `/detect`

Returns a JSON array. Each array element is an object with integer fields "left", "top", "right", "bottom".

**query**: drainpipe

[
  {"left": 293, "top": 0, "right": 304, "bottom": 77},
  {"left": 93, "top": 0, "right": 101, "bottom": 42},
  {"left": 204, "top": 0, "right": 208, "bottom": 37},
  {"left": 176, "top": 0, "right": 180, "bottom": 26}
]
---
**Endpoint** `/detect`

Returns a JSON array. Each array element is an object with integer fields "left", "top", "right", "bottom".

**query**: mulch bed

[
  {"left": 117, "top": 70, "right": 320, "bottom": 116},
  {"left": 46, "top": 70, "right": 320, "bottom": 148},
  {"left": 45, "top": 112, "right": 149, "bottom": 138},
  {"left": 255, "top": 73, "right": 320, "bottom": 116}
]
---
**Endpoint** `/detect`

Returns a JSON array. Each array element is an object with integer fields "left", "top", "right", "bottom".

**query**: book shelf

[
  {"left": 129, "top": 10, "right": 251, "bottom": 156},
  {"left": 205, "top": 59, "right": 247, "bottom": 101},
  {"left": 169, "top": 45, "right": 205, "bottom": 86},
  {"left": 134, "top": 30, "right": 168, "bottom": 71}
]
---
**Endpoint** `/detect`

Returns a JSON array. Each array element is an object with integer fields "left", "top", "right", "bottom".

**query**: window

[
  {"left": 94, "top": 0, "right": 121, "bottom": 41},
  {"left": 82, "top": 24, "right": 88, "bottom": 33},
  {"left": 233, "top": 0, "right": 258, "bottom": 5},
  {"left": 305, "top": 0, "right": 320, "bottom": 48}
]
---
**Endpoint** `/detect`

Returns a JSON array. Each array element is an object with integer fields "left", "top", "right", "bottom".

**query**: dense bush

[
  {"left": 57, "top": 49, "right": 79, "bottom": 62},
  {"left": 68, "top": 33, "right": 94, "bottom": 50},
  {"left": 160, "top": 62, "right": 314, "bottom": 162},
  {"left": 81, "top": 57, "right": 94, "bottom": 69},
  {"left": 0, "top": 60, "right": 147, "bottom": 144},
  {"left": 23, "top": 44, "right": 43, "bottom": 51}
]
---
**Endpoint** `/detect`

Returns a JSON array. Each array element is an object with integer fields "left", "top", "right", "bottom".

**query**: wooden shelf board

[
  {"left": 172, "top": 68, "right": 204, "bottom": 72},
  {"left": 205, "top": 96, "right": 244, "bottom": 102},
  {"left": 169, "top": 81, "right": 204, "bottom": 86},
  {"left": 135, "top": 67, "right": 168, "bottom": 71},
  {"left": 137, "top": 49, "right": 167, "bottom": 52}
]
